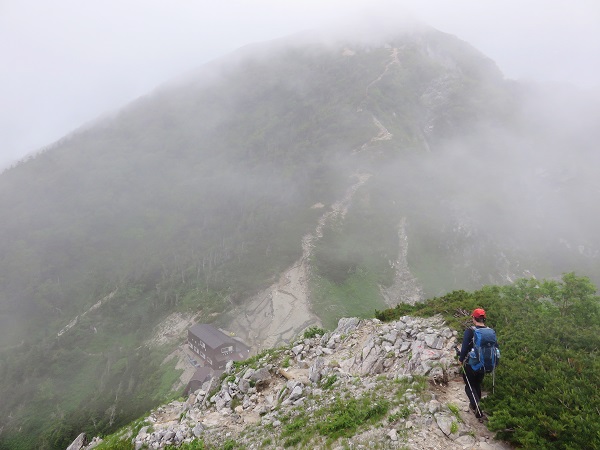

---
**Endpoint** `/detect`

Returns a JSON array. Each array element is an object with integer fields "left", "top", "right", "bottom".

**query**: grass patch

[
  {"left": 388, "top": 405, "right": 411, "bottom": 422},
  {"left": 303, "top": 326, "right": 326, "bottom": 339},
  {"left": 314, "top": 393, "right": 390, "bottom": 440},
  {"left": 447, "top": 403, "right": 462, "bottom": 422},
  {"left": 320, "top": 374, "right": 338, "bottom": 390},
  {"left": 233, "top": 347, "right": 284, "bottom": 370},
  {"left": 165, "top": 440, "right": 206, "bottom": 449},
  {"left": 311, "top": 272, "right": 388, "bottom": 329},
  {"left": 450, "top": 421, "right": 459, "bottom": 434},
  {"left": 278, "top": 392, "right": 390, "bottom": 447},
  {"left": 155, "top": 356, "right": 184, "bottom": 399}
]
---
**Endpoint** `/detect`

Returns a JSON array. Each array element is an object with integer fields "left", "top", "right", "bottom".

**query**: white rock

[
  {"left": 387, "top": 429, "right": 398, "bottom": 441},
  {"left": 289, "top": 385, "right": 303, "bottom": 401},
  {"left": 292, "top": 344, "right": 304, "bottom": 355}
]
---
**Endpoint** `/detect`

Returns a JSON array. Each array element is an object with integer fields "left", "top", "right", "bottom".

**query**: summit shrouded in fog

[{"left": 1, "top": 12, "right": 600, "bottom": 449}]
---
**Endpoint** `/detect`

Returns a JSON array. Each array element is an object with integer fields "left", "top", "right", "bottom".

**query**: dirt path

[
  {"left": 431, "top": 376, "right": 514, "bottom": 449},
  {"left": 223, "top": 244, "right": 317, "bottom": 354},
  {"left": 176, "top": 46, "right": 419, "bottom": 357},
  {"left": 381, "top": 218, "right": 424, "bottom": 306},
  {"left": 362, "top": 47, "right": 424, "bottom": 306},
  {"left": 365, "top": 47, "right": 401, "bottom": 96},
  {"left": 225, "top": 173, "right": 371, "bottom": 352},
  {"left": 354, "top": 48, "right": 400, "bottom": 155},
  {"left": 225, "top": 48, "right": 424, "bottom": 350}
]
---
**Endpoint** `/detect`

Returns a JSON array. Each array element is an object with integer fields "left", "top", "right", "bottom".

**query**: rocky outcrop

[
  {"left": 65, "top": 433, "right": 86, "bottom": 450},
  {"left": 76, "top": 316, "right": 511, "bottom": 450}
]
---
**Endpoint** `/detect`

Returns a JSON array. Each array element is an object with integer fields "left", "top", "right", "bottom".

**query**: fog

[
  {"left": 1, "top": 0, "right": 599, "bottom": 169},
  {"left": 3, "top": 5, "right": 600, "bottom": 445}
]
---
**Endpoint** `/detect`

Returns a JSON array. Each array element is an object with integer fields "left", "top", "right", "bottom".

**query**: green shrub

[
  {"left": 165, "top": 440, "right": 205, "bottom": 449},
  {"left": 321, "top": 374, "right": 338, "bottom": 390},
  {"left": 303, "top": 327, "right": 326, "bottom": 339},
  {"left": 450, "top": 421, "right": 459, "bottom": 434},
  {"left": 376, "top": 273, "right": 600, "bottom": 450},
  {"left": 314, "top": 393, "right": 389, "bottom": 440},
  {"left": 447, "top": 403, "right": 461, "bottom": 422},
  {"left": 222, "top": 439, "right": 238, "bottom": 450},
  {"left": 388, "top": 405, "right": 411, "bottom": 422}
]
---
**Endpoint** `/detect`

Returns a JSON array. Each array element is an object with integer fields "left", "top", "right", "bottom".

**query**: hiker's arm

[{"left": 458, "top": 328, "right": 473, "bottom": 363}]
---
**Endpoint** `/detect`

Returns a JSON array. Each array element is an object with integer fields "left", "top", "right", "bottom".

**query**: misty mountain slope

[
  {"left": 0, "top": 26, "right": 509, "bottom": 344},
  {"left": 1, "top": 22, "right": 600, "bottom": 450}
]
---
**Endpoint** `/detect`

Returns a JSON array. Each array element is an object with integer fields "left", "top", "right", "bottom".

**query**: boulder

[
  {"left": 192, "top": 423, "right": 204, "bottom": 437},
  {"left": 250, "top": 367, "right": 271, "bottom": 384},
  {"left": 309, "top": 357, "right": 325, "bottom": 383}
]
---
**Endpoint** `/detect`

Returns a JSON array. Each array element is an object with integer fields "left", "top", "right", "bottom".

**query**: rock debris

[{"left": 75, "top": 316, "right": 512, "bottom": 450}]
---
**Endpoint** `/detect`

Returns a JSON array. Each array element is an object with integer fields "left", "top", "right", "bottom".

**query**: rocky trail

[
  {"left": 74, "top": 315, "right": 513, "bottom": 450},
  {"left": 142, "top": 43, "right": 428, "bottom": 426}
]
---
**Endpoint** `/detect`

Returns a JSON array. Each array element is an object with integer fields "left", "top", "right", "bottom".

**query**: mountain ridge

[
  {"left": 1, "top": 21, "right": 600, "bottom": 449},
  {"left": 70, "top": 315, "right": 513, "bottom": 450}
]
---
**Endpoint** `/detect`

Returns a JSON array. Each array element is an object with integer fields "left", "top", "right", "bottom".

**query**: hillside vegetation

[{"left": 377, "top": 273, "right": 600, "bottom": 450}]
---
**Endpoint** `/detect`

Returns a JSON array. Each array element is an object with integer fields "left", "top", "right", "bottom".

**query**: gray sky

[{"left": 1, "top": 0, "right": 599, "bottom": 169}]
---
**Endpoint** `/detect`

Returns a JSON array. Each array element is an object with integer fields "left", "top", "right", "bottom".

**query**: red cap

[{"left": 472, "top": 308, "right": 486, "bottom": 319}]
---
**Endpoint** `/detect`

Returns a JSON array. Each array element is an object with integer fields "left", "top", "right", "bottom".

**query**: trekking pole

[
  {"left": 455, "top": 346, "right": 483, "bottom": 418},
  {"left": 461, "top": 364, "right": 484, "bottom": 418}
]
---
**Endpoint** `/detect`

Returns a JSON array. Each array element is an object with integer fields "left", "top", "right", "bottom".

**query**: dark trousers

[{"left": 462, "top": 363, "right": 485, "bottom": 413}]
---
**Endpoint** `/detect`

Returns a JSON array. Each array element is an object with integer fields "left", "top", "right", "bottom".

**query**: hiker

[{"left": 458, "top": 308, "right": 499, "bottom": 419}]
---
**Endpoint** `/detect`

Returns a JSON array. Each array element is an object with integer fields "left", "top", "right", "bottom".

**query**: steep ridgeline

[
  {"left": 2, "top": 20, "right": 600, "bottom": 449},
  {"left": 71, "top": 316, "right": 512, "bottom": 450}
]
